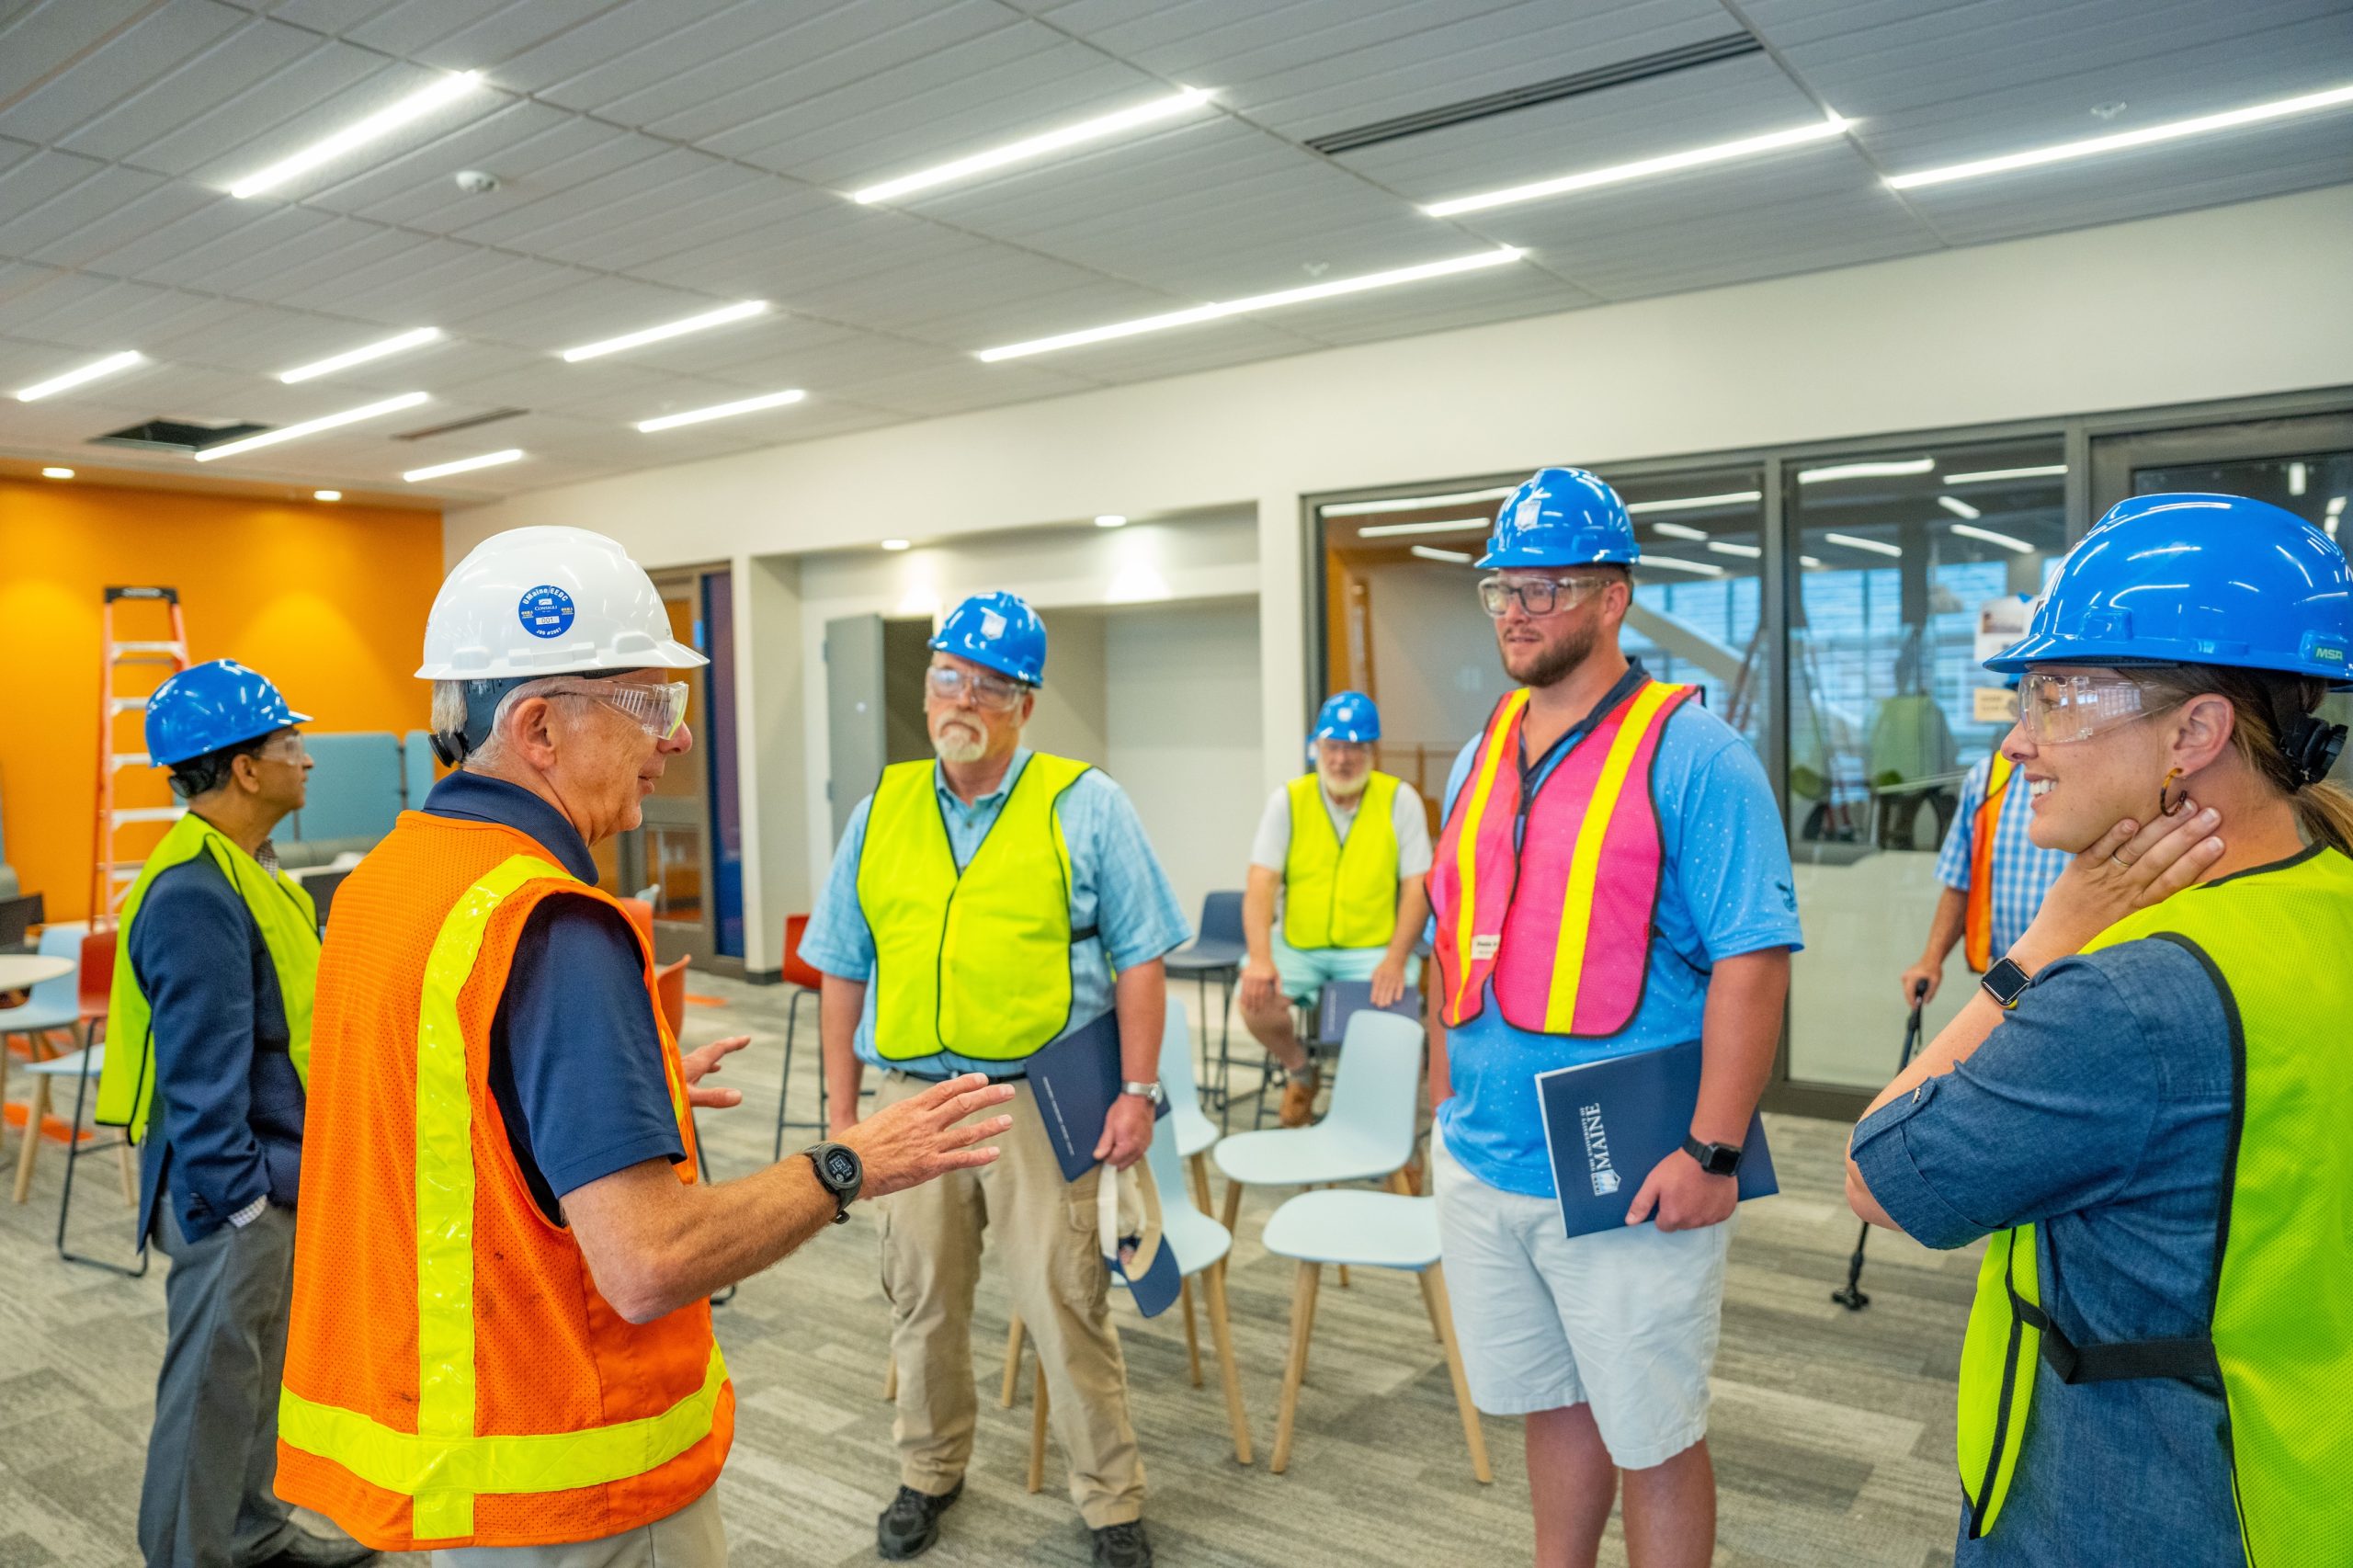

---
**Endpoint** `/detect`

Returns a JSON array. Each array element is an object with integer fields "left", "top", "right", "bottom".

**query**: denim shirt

[{"left": 1853, "top": 937, "right": 2244, "bottom": 1566}]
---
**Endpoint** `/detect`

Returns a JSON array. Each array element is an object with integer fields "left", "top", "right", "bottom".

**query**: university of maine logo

[{"left": 1580, "top": 1102, "right": 1619, "bottom": 1197}]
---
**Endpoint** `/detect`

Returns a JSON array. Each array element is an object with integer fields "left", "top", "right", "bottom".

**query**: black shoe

[
  {"left": 1091, "top": 1520, "right": 1153, "bottom": 1568},
  {"left": 249, "top": 1531, "right": 379, "bottom": 1568},
  {"left": 876, "top": 1480, "right": 962, "bottom": 1561}
]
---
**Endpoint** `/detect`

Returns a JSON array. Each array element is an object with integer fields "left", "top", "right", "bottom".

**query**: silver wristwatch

[{"left": 1120, "top": 1079, "right": 1165, "bottom": 1105}]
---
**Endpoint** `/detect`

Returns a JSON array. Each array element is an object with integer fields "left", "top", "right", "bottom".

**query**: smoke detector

[{"left": 453, "top": 169, "right": 500, "bottom": 195}]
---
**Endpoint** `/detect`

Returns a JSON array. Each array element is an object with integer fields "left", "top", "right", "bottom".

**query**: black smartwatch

[
  {"left": 1981, "top": 956, "right": 2033, "bottom": 1010},
  {"left": 800, "top": 1142, "right": 863, "bottom": 1224},
  {"left": 1680, "top": 1135, "right": 1743, "bottom": 1177}
]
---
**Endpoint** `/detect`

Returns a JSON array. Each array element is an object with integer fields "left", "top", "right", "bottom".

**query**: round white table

[{"left": 0, "top": 954, "right": 73, "bottom": 995}]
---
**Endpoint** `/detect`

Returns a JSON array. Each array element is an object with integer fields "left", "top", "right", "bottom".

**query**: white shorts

[{"left": 1431, "top": 1126, "right": 1732, "bottom": 1471}]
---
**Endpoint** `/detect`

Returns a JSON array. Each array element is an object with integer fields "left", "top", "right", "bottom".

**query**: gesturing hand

[
  {"left": 1624, "top": 1147, "right": 1736, "bottom": 1233},
  {"left": 2019, "top": 801, "right": 2225, "bottom": 961},
  {"left": 679, "top": 1035, "right": 750, "bottom": 1108},
  {"left": 839, "top": 1073, "right": 1016, "bottom": 1199}
]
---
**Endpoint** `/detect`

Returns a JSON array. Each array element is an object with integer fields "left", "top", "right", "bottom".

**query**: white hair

[{"left": 431, "top": 676, "right": 571, "bottom": 767}]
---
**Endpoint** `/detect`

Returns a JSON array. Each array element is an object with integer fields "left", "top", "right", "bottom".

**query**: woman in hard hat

[{"left": 1846, "top": 493, "right": 2353, "bottom": 1566}]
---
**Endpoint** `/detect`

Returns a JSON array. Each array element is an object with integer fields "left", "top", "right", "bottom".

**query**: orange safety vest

[
  {"left": 1962, "top": 754, "right": 2015, "bottom": 973},
  {"left": 1429, "top": 676, "right": 1696, "bottom": 1035},
  {"left": 277, "top": 811, "right": 732, "bottom": 1551}
]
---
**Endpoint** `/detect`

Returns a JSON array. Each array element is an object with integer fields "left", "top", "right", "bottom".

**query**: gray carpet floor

[{"left": 0, "top": 973, "right": 1970, "bottom": 1566}]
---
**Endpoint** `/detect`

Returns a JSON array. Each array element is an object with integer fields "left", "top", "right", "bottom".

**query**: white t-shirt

[{"left": 1249, "top": 777, "right": 1434, "bottom": 925}]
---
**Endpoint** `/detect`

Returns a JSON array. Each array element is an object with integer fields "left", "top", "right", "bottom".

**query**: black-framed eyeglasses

[{"left": 1476, "top": 573, "right": 1612, "bottom": 619}]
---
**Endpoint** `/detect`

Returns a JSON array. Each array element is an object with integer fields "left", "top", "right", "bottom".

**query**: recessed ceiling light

[
  {"left": 41, "top": 466, "right": 74, "bottom": 479},
  {"left": 193, "top": 392, "right": 428, "bottom": 462},
  {"left": 1824, "top": 530, "right": 1904, "bottom": 558},
  {"left": 1887, "top": 82, "right": 2353, "bottom": 190},
  {"left": 1944, "top": 464, "right": 2066, "bottom": 485},
  {"left": 976, "top": 248, "right": 1524, "bottom": 361},
  {"left": 403, "top": 448, "right": 523, "bottom": 483},
  {"left": 1649, "top": 521, "right": 1708, "bottom": 541},
  {"left": 560, "top": 301, "right": 769, "bottom": 363},
  {"left": 853, "top": 87, "right": 1215, "bottom": 205},
  {"left": 1938, "top": 494, "right": 1983, "bottom": 519},
  {"left": 2328, "top": 495, "right": 2347, "bottom": 518},
  {"left": 881, "top": 539, "right": 912, "bottom": 551},
  {"left": 635, "top": 388, "right": 806, "bottom": 433},
  {"left": 1625, "top": 490, "right": 1764, "bottom": 515},
  {"left": 16, "top": 349, "right": 145, "bottom": 401},
  {"left": 1324, "top": 486, "right": 1515, "bottom": 517},
  {"left": 314, "top": 489, "right": 341, "bottom": 502},
  {"left": 2289, "top": 461, "right": 2308, "bottom": 496},
  {"left": 1799, "top": 458, "right": 1935, "bottom": 483},
  {"left": 1095, "top": 514, "right": 1128, "bottom": 528},
  {"left": 1357, "top": 517, "right": 1490, "bottom": 538},
  {"left": 279, "top": 327, "right": 442, "bottom": 383},
  {"left": 1707, "top": 540, "right": 1762, "bottom": 559},
  {"left": 1409, "top": 544, "right": 1473, "bottom": 563},
  {"left": 1951, "top": 521, "right": 2037, "bottom": 554},
  {"left": 1424, "top": 117, "right": 1852, "bottom": 217},
  {"left": 1640, "top": 556, "right": 1725, "bottom": 576},
  {"left": 230, "top": 71, "right": 485, "bottom": 199}
]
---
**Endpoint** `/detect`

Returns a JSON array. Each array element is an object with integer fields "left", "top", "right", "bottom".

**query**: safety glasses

[
  {"left": 926, "top": 664, "right": 1029, "bottom": 711},
  {"left": 2016, "top": 672, "right": 2177, "bottom": 745},
  {"left": 543, "top": 679, "right": 690, "bottom": 741},
  {"left": 255, "top": 732, "right": 311, "bottom": 764},
  {"left": 1477, "top": 573, "right": 1613, "bottom": 619}
]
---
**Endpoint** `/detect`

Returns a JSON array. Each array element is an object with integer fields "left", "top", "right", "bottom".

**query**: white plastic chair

[
  {"left": 5, "top": 924, "right": 88, "bottom": 1187},
  {"left": 1211, "top": 1008, "right": 1422, "bottom": 1240},
  {"left": 1259, "top": 1189, "right": 1490, "bottom": 1483},
  {"left": 1156, "top": 997, "right": 1221, "bottom": 1212}
]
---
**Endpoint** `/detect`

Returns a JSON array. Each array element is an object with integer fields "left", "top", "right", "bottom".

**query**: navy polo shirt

[{"left": 423, "top": 772, "right": 683, "bottom": 1223}]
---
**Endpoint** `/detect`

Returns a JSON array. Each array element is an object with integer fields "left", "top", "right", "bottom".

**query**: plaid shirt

[{"left": 1934, "top": 754, "right": 2070, "bottom": 960}]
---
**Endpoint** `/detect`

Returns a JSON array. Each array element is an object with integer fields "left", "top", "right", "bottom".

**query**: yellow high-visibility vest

[
  {"left": 1282, "top": 771, "right": 1402, "bottom": 951},
  {"left": 857, "top": 753, "right": 1096, "bottom": 1062}
]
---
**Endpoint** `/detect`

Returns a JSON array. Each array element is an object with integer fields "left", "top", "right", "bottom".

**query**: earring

[{"left": 2159, "top": 767, "right": 2188, "bottom": 816}]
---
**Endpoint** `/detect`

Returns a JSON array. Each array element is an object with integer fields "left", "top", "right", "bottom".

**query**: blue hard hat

[
  {"left": 1313, "top": 691, "right": 1381, "bottom": 744},
  {"left": 1477, "top": 467, "right": 1639, "bottom": 570},
  {"left": 145, "top": 660, "right": 311, "bottom": 767},
  {"left": 930, "top": 591, "right": 1047, "bottom": 686},
  {"left": 1984, "top": 494, "right": 2353, "bottom": 687}
]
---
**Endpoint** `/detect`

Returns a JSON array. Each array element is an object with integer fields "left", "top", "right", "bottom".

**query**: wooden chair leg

[
  {"left": 13, "top": 1074, "right": 50, "bottom": 1204},
  {"left": 1415, "top": 1267, "right": 1444, "bottom": 1344},
  {"left": 1000, "top": 1315, "right": 1026, "bottom": 1407},
  {"left": 1188, "top": 1151, "right": 1213, "bottom": 1218},
  {"left": 1205, "top": 1261, "right": 1252, "bottom": 1466},
  {"left": 1269, "top": 1259, "right": 1322, "bottom": 1474},
  {"left": 1422, "top": 1264, "right": 1492, "bottom": 1484},
  {"left": 881, "top": 1354, "right": 898, "bottom": 1403},
  {"left": 1337, "top": 1263, "right": 1349, "bottom": 1289},
  {"left": 1026, "top": 1357, "right": 1051, "bottom": 1494},
  {"left": 1179, "top": 1276, "right": 1202, "bottom": 1387},
  {"left": 1220, "top": 1176, "right": 1242, "bottom": 1234}
]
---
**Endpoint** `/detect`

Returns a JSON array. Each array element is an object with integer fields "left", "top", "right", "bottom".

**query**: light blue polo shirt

[
  {"left": 1432, "top": 693, "right": 1803, "bottom": 1198},
  {"left": 801, "top": 747, "right": 1191, "bottom": 1077}
]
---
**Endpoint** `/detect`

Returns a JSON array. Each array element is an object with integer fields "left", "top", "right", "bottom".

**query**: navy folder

[
  {"left": 1535, "top": 1038, "right": 1777, "bottom": 1239},
  {"left": 1028, "top": 1010, "right": 1169, "bottom": 1183},
  {"left": 1315, "top": 979, "right": 1421, "bottom": 1043}
]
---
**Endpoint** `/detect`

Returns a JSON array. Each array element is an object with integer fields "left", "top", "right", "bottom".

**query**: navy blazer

[{"left": 127, "top": 854, "right": 305, "bottom": 1244}]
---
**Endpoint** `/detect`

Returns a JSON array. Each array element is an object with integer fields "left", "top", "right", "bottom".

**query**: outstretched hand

[
  {"left": 841, "top": 1073, "right": 1017, "bottom": 1199},
  {"left": 679, "top": 1035, "right": 750, "bottom": 1108}
]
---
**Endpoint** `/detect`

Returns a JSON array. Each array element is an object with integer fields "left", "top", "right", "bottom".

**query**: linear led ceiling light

[
  {"left": 42, "top": 467, "right": 74, "bottom": 479},
  {"left": 1424, "top": 117, "right": 1851, "bottom": 217},
  {"left": 1649, "top": 521, "right": 1708, "bottom": 541},
  {"left": 1824, "top": 530, "right": 1904, "bottom": 558},
  {"left": 404, "top": 448, "right": 523, "bottom": 483},
  {"left": 1410, "top": 544, "right": 1473, "bottom": 563},
  {"left": 560, "top": 301, "right": 768, "bottom": 363},
  {"left": 279, "top": 327, "right": 442, "bottom": 383},
  {"left": 1642, "top": 556, "right": 1725, "bottom": 576},
  {"left": 977, "top": 248, "right": 1524, "bottom": 361},
  {"left": 1945, "top": 464, "right": 2066, "bottom": 485},
  {"left": 230, "top": 71, "right": 484, "bottom": 199},
  {"left": 1095, "top": 514, "right": 1128, "bottom": 528},
  {"left": 1325, "top": 485, "right": 1515, "bottom": 517},
  {"left": 1708, "top": 540, "right": 1762, "bottom": 559},
  {"left": 1938, "top": 494, "right": 1983, "bottom": 519},
  {"left": 1358, "top": 517, "right": 1490, "bottom": 538},
  {"left": 1799, "top": 458, "right": 1935, "bottom": 483},
  {"left": 635, "top": 388, "right": 805, "bottom": 433},
  {"left": 314, "top": 490, "right": 341, "bottom": 501},
  {"left": 1952, "top": 521, "right": 2036, "bottom": 553},
  {"left": 853, "top": 87, "right": 1215, "bottom": 204},
  {"left": 1626, "top": 489, "right": 1764, "bottom": 515},
  {"left": 1886, "top": 83, "right": 2353, "bottom": 190},
  {"left": 193, "top": 391, "right": 428, "bottom": 461},
  {"left": 16, "top": 349, "right": 144, "bottom": 401}
]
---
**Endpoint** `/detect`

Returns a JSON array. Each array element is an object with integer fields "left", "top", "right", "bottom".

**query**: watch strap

[
  {"left": 1120, "top": 1079, "right": 1165, "bottom": 1105},
  {"left": 1981, "top": 957, "right": 2033, "bottom": 1009},
  {"left": 800, "top": 1142, "right": 861, "bottom": 1225},
  {"left": 1680, "top": 1134, "right": 1743, "bottom": 1176}
]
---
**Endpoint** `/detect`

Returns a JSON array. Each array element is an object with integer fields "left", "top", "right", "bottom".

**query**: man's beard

[
  {"left": 1505, "top": 619, "right": 1597, "bottom": 689},
  {"left": 1318, "top": 760, "right": 1369, "bottom": 799},
  {"left": 931, "top": 718, "right": 986, "bottom": 764}
]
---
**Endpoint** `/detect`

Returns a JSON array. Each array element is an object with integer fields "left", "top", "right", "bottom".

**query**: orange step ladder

[{"left": 90, "top": 586, "right": 190, "bottom": 922}]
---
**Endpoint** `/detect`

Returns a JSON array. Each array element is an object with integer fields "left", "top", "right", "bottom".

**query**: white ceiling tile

[
  {"left": 0, "top": 0, "right": 173, "bottom": 107},
  {"left": 0, "top": 2, "right": 253, "bottom": 149},
  {"left": 489, "top": 0, "right": 772, "bottom": 96}
]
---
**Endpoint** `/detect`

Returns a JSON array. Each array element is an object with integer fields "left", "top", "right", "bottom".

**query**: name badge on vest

[{"left": 1471, "top": 934, "right": 1501, "bottom": 960}]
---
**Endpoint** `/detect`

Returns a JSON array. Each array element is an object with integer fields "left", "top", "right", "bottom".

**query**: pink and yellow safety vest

[{"left": 1429, "top": 677, "right": 1696, "bottom": 1036}]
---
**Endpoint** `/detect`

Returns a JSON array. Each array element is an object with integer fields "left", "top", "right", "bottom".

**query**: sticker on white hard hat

[{"left": 518, "top": 585, "right": 575, "bottom": 640}]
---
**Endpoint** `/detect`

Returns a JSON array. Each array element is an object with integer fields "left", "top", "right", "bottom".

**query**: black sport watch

[
  {"left": 1680, "top": 1135, "right": 1744, "bottom": 1177},
  {"left": 1981, "top": 957, "right": 2033, "bottom": 1010},
  {"left": 801, "top": 1142, "right": 863, "bottom": 1224}
]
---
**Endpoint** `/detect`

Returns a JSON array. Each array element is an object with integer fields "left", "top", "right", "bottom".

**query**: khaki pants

[
  {"left": 429, "top": 1488, "right": 724, "bottom": 1568},
  {"left": 874, "top": 1070, "right": 1144, "bottom": 1528}
]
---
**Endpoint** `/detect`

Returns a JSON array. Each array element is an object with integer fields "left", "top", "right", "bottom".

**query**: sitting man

[{"left": 1237, "top": 691, "right": 1430, "bottom": 1125}]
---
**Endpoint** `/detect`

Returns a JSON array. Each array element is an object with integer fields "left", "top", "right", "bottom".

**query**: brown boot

[{"left": 1278, "top": 1065, "right": 1321, "bottom": 1128}]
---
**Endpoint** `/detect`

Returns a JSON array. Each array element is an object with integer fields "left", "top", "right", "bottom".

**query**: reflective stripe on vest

[
  {"left": 97, "top": 811, "right": 319, "bottom": 1143},
  {"left": 1282, "top": 770, "right": 1402, "bottom": 950},
  {"left": 1962, "top": 754, "right": 2015, "bottom": 973},
  {"left": 1954, "top": 846, "right": 2353, "bottom": 1558},
  {"left": 857, "top": 754, "right": 1094, "bottom": 1062},
  {"left": 1428, "top": 678, "right": 1695, "bottom": 1036}
]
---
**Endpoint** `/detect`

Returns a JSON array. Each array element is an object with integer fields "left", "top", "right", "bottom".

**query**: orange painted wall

[{"left": 0, "top": 478, "right": 443, "bottom": 921}]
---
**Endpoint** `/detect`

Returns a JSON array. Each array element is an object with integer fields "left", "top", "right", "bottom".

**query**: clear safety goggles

[
  {"left": 2016, "top": 672, "right": 2177, "bottom": 744},
  {"left": 254, "top": 731, "right": 311, "bottom": 764},
  {"left": 542, "top": 678, "right": 689, "bottom": 741},
  {"left": 1477, "top": 572, "right": 1613, "bottom": 619},
  {"left": 926, "top": 664, "right": 1029, "bottom": 711}
]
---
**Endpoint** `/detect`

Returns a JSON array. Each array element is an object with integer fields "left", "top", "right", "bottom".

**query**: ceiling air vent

[
  {"left": 1305, "top": 32, "right": 1763, "bottom": 156},
  {"left": 392, "top": 406, "right": 525, "bottom": 441},
  {"left": 90, "top": 416, "right": 269, "bottom": 454}
]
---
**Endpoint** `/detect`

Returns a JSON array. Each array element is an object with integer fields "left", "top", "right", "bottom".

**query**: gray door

[{"left": 826, "top": 614, "right": 889, "bottom": 845}]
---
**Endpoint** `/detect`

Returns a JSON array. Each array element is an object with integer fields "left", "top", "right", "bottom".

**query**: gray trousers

[{"left": 139, "top": 1203, "right": 301, "bottom": 1568}]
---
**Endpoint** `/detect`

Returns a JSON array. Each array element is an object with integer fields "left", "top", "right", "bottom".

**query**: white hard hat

[{"left": 415, "top": 526, "right": 706, "bottom": 680}]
